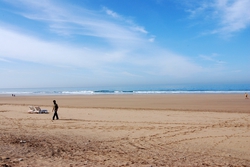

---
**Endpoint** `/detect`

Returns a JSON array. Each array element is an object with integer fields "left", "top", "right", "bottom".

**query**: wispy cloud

[
  {"left": 6, "top": 0, "right": 149, "bottom": 47},
  {"left": 103, "top": 7, "right": 148, "bottom": 34},
  {"left": 104, "top": 7, "right": 121, "bottom": 19},
  {"left": 0, "top": 26, "right": 202, "bottom": 81},
  {"left": 148, "top": 36, "right": 155, "bottom": 42},
  {"left": 199, "top": 53, "right": 226, "bottom": 64},
  {"left": 0, "top": 27, "right": 123, "bottom": 68},
  {"left": 186, "top": 0, "right": 250, "bottom": 36},
  {"left": 212, "top": 0, "right": 250, "bottom": 36}
]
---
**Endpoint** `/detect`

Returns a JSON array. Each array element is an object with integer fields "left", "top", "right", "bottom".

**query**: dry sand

[{"left": 0, "top": 94, "right": 250, "bottom": 167}]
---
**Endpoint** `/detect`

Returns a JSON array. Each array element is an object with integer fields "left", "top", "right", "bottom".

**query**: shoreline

[{"left": 1, "top": 91, "right": 249, "bottom": 96}]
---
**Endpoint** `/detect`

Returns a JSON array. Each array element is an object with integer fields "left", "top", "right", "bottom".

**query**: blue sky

[{"left": 0, "top": 0, "right": 249, "bottom": 88}]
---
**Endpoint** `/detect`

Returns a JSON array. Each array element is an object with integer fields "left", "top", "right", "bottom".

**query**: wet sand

[{"left": 0, "top": 94, "right": 250, "bottom": 166}]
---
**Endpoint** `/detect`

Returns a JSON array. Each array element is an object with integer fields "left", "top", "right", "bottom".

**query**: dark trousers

[{"left": 53, "top": 111, "right": 59, "bottom": 120}]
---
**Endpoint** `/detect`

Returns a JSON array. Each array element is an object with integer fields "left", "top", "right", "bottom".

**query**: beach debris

[{"left": 20, "top": 140, "right": 26, "bottom": 143}]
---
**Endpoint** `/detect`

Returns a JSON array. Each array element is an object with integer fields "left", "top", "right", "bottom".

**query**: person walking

[
  {"left": 52, "top": 100, "right": 59, "bottom": 120},
  {"left": 245, "top": 93, "right": 249, "bottom": 99}
]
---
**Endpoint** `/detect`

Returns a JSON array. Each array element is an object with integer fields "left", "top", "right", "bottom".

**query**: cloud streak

[
  {"left": 213, "top": 0, "right": 250, "bottom": 35},
  {"left": 11, "top": 0, "right": 149, "bottom": 47},
  {"left": 186, "top": 0, "right": 250, "bottom": 36},
  {"left": 0, "top": 27, "right": 122, "bottom": 68},
  {"left": 0, "top": 25, "right": 202, "bottom": 81}
]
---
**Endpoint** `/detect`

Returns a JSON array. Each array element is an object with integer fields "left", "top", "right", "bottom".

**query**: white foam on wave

[{"left": 62, "top": 91, "right": 94, "bottom": 94}]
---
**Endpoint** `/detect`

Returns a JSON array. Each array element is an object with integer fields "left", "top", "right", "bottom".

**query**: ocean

[{"left": 0, "top": 84, "right": 249, "bottom": 95}]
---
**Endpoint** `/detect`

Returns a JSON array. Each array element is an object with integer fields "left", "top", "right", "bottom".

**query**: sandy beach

[{"left": 0, "top": 94, "right": 250, "bottom": 167}]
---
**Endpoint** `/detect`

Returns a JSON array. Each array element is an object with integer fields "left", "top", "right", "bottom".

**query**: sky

[{"left": 0, "top": 0, "right": 249, "bottom": 89}]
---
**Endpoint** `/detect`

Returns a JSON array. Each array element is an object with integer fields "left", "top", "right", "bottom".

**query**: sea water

[{"left": 0, "top": 84, "right": 249, "bottom": 95}]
